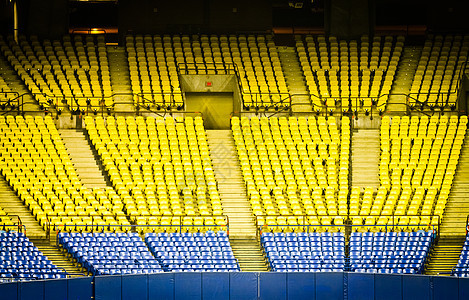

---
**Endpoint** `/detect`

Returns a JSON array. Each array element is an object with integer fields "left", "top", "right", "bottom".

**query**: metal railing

[
  {"left": 46, "top": 214, "right": 230, "bottom": 238},
  {"left": 177, "top": 62, "right": 292, "bottom": 112},
  {"left": 134, "top": 92, "right": 185, "bottom": 110},
  {"left": 0, "top": 215, "right": 23, "bottom": 233},
  {"left": 4, "top": 65, "right": 467, "bottom": 117},
  {"left": 177, "top": 62, "right": 237, "bottom": 75},
  {"left": 255, "top": 214, "right": 440, "bottom": 237},
  {"left": 407, "top": 60, "right": 468, "bottom": 111}
]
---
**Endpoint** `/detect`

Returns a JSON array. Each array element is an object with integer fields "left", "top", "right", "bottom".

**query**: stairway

[
  {"left": 34, "top": 240, "right": 86, "bottom": 276},
  {"left": 0, "top": 51, "right": 39, "bottom": 113},
  {"left": 387, "top": 46, "right": 421, "bottom": 113},
  {"left": 230, "top": 238, "right": 269, "bottom": 272},
  {"left": 440, "top": 135, "right": 469, "bottom": 236},
  {"left": 206, "top": 130, "right": 256, "bottom": 239},
  {"left": 278, "top": 46, "right": 311, "bottom": 112},
  {"left": 351, "top": 129, "right": 380, "bottom": 190},
  {"left": 107, "top": 46, "right": 134, "bottom": 113},
  {"left": 425, "top": 236, "right": 464, "bottom": 276},
  {"left": 0, "top": 176, "right": 46, "bottom": 239},
  {"left": 59, "top": 129, "right": 108, "bottom": 189}
]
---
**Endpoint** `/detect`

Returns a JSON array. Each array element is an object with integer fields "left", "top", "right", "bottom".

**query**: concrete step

[
  {"left": 59, "top": 129, "right": 108, "bottom": 189},
  {"left": 35, "top": 242, "right": 86, "bottom": 275},
  {"left": 207, "top": 129, "right": 255, "bottom": 237},
  {"left": 230, "top": 238, "right": 268, "bottom": 271}
]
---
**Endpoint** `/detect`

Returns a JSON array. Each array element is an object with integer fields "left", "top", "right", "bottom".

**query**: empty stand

[
  {"left": 350, "top": 231, "right": 433, "bottom": 274},
  {"left": 127, "top": 34, "right": 289, "bottom": 110},
  {"left": 0, "top": 231, "right": 66, "bottom": 281},
  {"left": 126, "top": 35, "right": 183, "bottom": 108},
  {"left": 232, "top": 116, "right": 350, "bottom": 231},
  {"left": 226, "top": 35, "right": 289, "bottom": 109},
  {"left": 58, "top": 232, "right": 163, "bottom": 275},
  {"left": 261, "top": 231, "right": 345, "bottom": 272},
  {"left": 146, "top": 230, "right": 240, "bottom": 272},
  {"left": 0, "top": 35, "right": 112, "bottom": 111},
  {"left": 351, "top": 115, "right": 467, "bottom": 230},
  {"left": 296, "top": 35, "right": 403, "bottom": 113},
  {"left": 409, "top": 35, "right": 469, "bottom": 109},
  {"left": 85, "top": 116, "right": 227, "bottom": 232},
  {"left": 0, "top": 115, "right": 128, "bottom": 232}
]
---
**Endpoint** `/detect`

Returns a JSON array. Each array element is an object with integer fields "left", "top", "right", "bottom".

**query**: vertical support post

[{"left": 13, "top": 0, "right": 18, "bottom": 43}]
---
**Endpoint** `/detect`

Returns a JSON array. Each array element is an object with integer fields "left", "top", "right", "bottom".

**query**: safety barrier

[
  {"left": 46, "top": 214, "right": 230, "bottom": 240},
  {"left": 255, "top": 214, "right": 440, "bottom": 238},
  {"left": 0, "top": 272, "right": 468, "bottom": 300}
]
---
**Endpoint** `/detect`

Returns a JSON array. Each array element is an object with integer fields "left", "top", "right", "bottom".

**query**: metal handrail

[
  {"left": 255, "top": 214, "right": 440, "bottom": 238},
  {"left": 407, "top": 59, "right": 469, "bottom": 109},
  {"left": 0, "top": 214, "right": 23, "bottom": 233},
  {"left": 47, "top": 214, "right": 230, "bottom": 237}
]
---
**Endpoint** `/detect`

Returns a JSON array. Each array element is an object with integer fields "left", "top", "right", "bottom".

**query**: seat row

[
  {"left": 232, "top": 116, "right": 350, "bottom": 229},
  {"left": 349, "top": 231, "right": 433, "bottom": 274},
  {"left": 85, "top": 116, "right": 226, "bottom": 232},
  {"left": 0, "top": 35, "right": 113, "bottom": 110},
  {"left": 126, "top": 34, "right": 289, "bottom": 110},
  {"left": 58, "top": 232, "right": 163, "bottom": 275},
  {"left": 261, "top": 231, "right": 434, "bottom": 274},
  {"left": 145, "top": 231, "right": 240, "bottom": 272},
  {"left": 0, "top": 115, "right": 128, "bottom": 232},
  {"left": 126, "top": 35, "right": 183, "bottom": 108},
  {"left": 351, "top": 115, "right": 466, "bottom": 230},
  {"left": 296, "top": 35, "right": 403, "bottom": 112},
  {"left": 262, "top": 232, "right": 345, "bottom": 272},
  {"left": 58, "top": 231, "right": 239, "bottom": 274},
  {"left": 410, "top": 35, "right": 469, "bottom": 108},
  {"left": 0, "top": 231, "right": 65, "bottom": 282}
]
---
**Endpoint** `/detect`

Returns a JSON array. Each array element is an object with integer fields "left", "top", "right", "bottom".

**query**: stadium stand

[
  {"left": 0, "top": 115, "right": 128, "bottom": 232},
  {"left": 126, "top": 34, "right": 289, "bottom": 110},
  {"left": 225, "top": 34, "right": 289, "bottom": 109},
  {"left": 85, "top": 116, "right": 226, "bottom": 232},
  {"left": 409, "top": 35, "right": 469, "bottom": 109},
  {"left": 231, "top": 116, "right": 350, "bottom": 231},
  {"left": 0, "top": 35, "right": 112, "bottom": 111},
  {"left": 0, "top": 231, "right": 66, "bottom": 281},
  {"left": 295, "top": 35, "right": 403, "bottom": 113},
  {"left": 453, "top": 233, "right": 469, "bottom": 277},
  {"left": 145, "top": 230, "right": 240, "bottom": 272},
  {"left": 126, "top": 35, "right": 183, "bottom": 108},
  {"left": 349, "top": 231, "right": 433, "bottom": 274},
  {"left": 350, "top": 115, "right": 467, "bottom": 230},
  {"left": 261, "top": 231, "right": 345, "bottom": 272},
  {"left": 58, "top": 232, "right": 163, "bottom": 275}
]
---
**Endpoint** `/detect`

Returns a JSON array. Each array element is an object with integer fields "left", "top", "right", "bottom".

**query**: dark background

[{"left": 0, "top": 0, "right": 468, "bottom": 39}]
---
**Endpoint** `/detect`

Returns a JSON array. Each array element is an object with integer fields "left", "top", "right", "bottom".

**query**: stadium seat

[
  {"left": 261, "top": 231, "right": 345, "bottom": 272},
  {"left": 295, "top": 35, "right": 403, "bottom": 113},
  {"left": 58, "top": 231, "right": 163, "bottom": 275},
  {"left": 145, "top": 230, "right": 240, "bottom": 272},
  {"left": 0, "top": 231, "right": 65, "bottom": 282}
]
